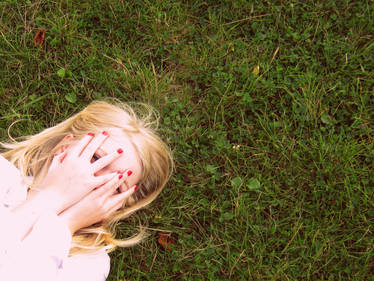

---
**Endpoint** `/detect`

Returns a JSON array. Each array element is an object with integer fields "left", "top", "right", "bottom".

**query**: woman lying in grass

[{"left": 0, "top": 100, "right": 172, "bottom": 280}]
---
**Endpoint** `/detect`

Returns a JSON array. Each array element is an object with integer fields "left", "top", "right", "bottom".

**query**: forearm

[
  {"left": 59, "top": 211, "right": 79, "bottom": 235},
  {"left": 10, "top": 190, "right": 63, "bottom": 241}
]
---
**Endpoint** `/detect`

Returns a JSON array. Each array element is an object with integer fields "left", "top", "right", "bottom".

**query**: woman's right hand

[
  {"left": 59, "top": 170, "right": 137, "bottom": 234},
  {"left": 36, "top": 132, "right": 124, "bottom": 213}
]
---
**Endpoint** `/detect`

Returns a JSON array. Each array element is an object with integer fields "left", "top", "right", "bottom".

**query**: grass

[{"left": 1, "top": 0, "right": 373, "bottom": 280}]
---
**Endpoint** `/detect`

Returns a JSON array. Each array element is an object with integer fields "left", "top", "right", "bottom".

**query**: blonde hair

[{"left": 1, "top": 99, "right": 172, "bottom": 255}]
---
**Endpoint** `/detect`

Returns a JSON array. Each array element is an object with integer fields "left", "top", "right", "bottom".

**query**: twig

[{"left": 223, "top": 14, "right": 271, "bottom": 25}]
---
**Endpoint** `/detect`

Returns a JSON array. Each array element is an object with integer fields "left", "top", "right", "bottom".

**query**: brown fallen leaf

[
  {"left": 157, "top": 232, "right": 176, "bottom": 250},
  {"left": 34, "top": 29, "right": 46, "bottom": 45}
]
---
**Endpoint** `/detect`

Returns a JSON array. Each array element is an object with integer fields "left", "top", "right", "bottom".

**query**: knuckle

[
  {"left": 97, "top": 198, "right": 105, "bottom": 208},
  {"left": 101, "top": 204, "right": 110, "bottom": 214},
  {"left": 98, "top": 205, "right": 105, "bottom": 213}
]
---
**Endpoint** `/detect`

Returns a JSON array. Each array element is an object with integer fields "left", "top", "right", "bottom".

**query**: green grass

[{"left": 1, "top": 0, "right": 373, "bottom": 280}]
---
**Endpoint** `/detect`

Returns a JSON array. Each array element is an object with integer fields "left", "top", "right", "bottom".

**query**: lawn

[{"left": 0, "top": 0, "right": 373, "bottom": 280}]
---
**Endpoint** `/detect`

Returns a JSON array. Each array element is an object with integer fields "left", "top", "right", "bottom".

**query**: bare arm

[{"left": 6, "top": 132, "right": 122, "bottom": 241}]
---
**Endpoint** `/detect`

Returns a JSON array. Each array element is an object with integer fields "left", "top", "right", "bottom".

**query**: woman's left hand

[
  {"left": 59, "top": 171, "right": 137, "bottom": 234},
  {"left": 34, "top": 132, "right": 124, "bottom": 213}
]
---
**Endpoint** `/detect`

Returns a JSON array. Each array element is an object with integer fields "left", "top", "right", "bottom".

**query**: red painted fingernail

[
  {"left": 102, "top": 131, "right": 109, "bottom": 136},
  {"left": 119, "top": 175, "right": 123, "bottom": 180},
  {"left": 117, "top": 148, "right": 123, "bottom": 154},
  {"left": 88, "top": 133, "right": 94, "bottom": 137},
  {"left": 66, "top": 135, "right": 71, "bottom": 139},
  {"left": 134, "top": 185, "right": 138, "bottom": 191},
  {"left": 127, "top": 170, "right": 132, "bottom": 176}
]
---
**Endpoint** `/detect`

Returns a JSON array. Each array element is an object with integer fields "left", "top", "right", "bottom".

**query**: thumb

[{"left": 49, "top": 151, "right": 67, "bottom": 170}]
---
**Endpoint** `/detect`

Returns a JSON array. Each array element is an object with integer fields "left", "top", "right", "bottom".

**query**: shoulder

[
  {"left": 0, "top": 155, "right": 27, "bottom": 207},
  {"left": 0, "top": 155, "right": 21, "bottom": 179}
]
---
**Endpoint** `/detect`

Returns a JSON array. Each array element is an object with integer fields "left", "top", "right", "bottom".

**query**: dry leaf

[
  {"left": 34, "top": 29, "right": 46, "bottom": 45},
  {"left": 157, "top": 232, "right": 176, "bottom": 250},
  {"left": 252, "top": 65, "right": 259, "bottom": 75}
]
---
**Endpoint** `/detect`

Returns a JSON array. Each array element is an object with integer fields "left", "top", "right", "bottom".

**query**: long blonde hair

[{"left": 1, "top": 99, "right": 173, "bottom": 255}]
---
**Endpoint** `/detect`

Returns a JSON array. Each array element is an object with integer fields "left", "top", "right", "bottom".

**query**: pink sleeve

[
  {"left": 0, "top": 210, "right": 72, "bottom": 281},
  {"left": 0, "top": 155, "right": 72, "bottom": 280},
  {"left": 0, "top": 155, "right": 108, "bottom": 281},
  {"left": 58, "top": 250, "right": 110, "bottom": 281}
]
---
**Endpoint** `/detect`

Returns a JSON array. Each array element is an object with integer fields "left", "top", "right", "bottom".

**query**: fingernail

[
  {"left": 134, "top": 185, "right": 138, "bottom": 191},
  {"left": 127, "top": 170, "right": 132, "bottom": 176},
  {"left": 102, "top": 131, "right": 109, "bottom": 136},
  {"left": 88, "top": 133, "right": 94, "bottom": 137},
  {"left": 66, "top": 135, "right": 71, "bottom": 139},
  {"left": 119, "top": 175, "right": 123, "bottom": 180},
  {"left": 117, "top": 148, "right": 123, "bottom": 154}
]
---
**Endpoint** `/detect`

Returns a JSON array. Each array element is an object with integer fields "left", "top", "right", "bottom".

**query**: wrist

[
  {"left": 59, "top": 211, "right": 79, "bottom": 235},
  {"left": 31, "top": 189, "right": 64, "bottom": 214}
]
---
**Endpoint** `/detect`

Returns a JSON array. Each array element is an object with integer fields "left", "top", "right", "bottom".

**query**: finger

[
  {"left": 60, "top": 134, "right": 73, "bottom": 141},
  {"left": 49, "top": 151, "right": 67, "bottom": 170},
  {"left": 59, "top": 151, "right": 68, "bottom": 163},
  {"left": 68, "top": 133, "right": 95, "bottom": 158},
  {"left": 118, "top": 170, "right": 134, "bottom": 193},
  {"left": 93, "top": 173, "right": 122, "bottom": 197},
  {"left": 56, "top": 135, "right": 73, "bottom": 153},
  {"left": 81, "top": 131, "right": 109, "bottom": 161},
  {"left": 101, "top": 170, "right": 133, "bottom": 198},
  {"left": 49, "top": 152, "right": 61, "bottom": 170},
  {"left": 62, "top": 134, "right": 73, "bottom": 146},
  {"left": 108, "top": 185, "right": 137, "bottom": 212},
  {"left": 91, "top": 149, "right": 124, "bottom": 173},
  {"left": 91, "top": 172, "right": 118, "bottom": 191},
  {"left": 102, "top": 185, "right": 137, "bottom": 220}
]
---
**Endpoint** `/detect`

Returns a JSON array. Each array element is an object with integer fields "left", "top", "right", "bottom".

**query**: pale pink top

[{"left": 0, "top": 155, "right": 110, "bottom": 281}]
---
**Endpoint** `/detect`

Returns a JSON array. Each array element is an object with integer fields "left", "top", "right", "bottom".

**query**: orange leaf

[
  {"left": 157, "top": 232, "right": 176, "bottom": 250},
  {"left": 34, "top": 29, "right": 46, "bottom": 45}
]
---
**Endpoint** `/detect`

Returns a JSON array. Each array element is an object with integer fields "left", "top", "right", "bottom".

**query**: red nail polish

[
  {"left": 66, "top": 135, "right": 71, "bottom": 139},
  {"left": 119, "top": 175, "right": 123, "bottom": 180},
  {"left": 102, "top": 131, "right": 109, "bottom": 136},
  {"left": 88, "top": 133, "right": 94, "bottom": 137},
  {"left": 134, "top": 185, "right": 138, "bottom": 191},
  {"left": 127, "top": 170, "right": 132, "bottom": 176},
  {"left": 117, "top": 148, "right": 123, "bottom": 154}
]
